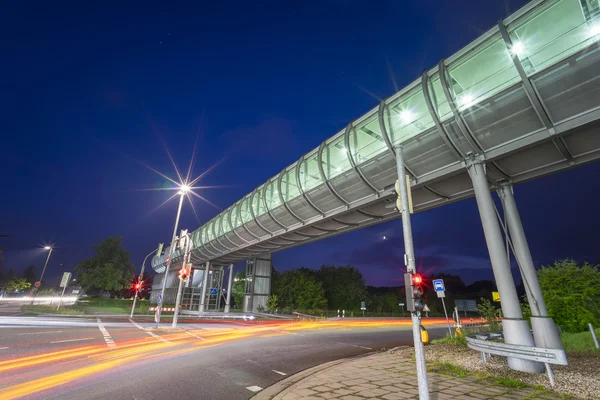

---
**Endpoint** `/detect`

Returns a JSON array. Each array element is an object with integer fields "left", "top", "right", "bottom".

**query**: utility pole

[
  {"left": 395, "top": 146, "right": 429, "bottom": 400},
  {"left": 172, "top": 233, "right": 191, "bottom": 328}
]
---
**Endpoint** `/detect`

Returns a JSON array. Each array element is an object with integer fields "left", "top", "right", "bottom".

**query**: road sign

[
  {"left": 398, "top": 303, "right": 405, "bottom": 307},
  {"left": 210, "top": 288, "right": 218, "bottom": 295},
  {"left": 157, "top": 294, "right": 163, "bottom": 305},
  {"left": 34, "top": 281, "right": 41, "bottom": 288},
  {"left": 436, "top": 291, "right": 445, "bottom": 298},
  {"left": 360, "top": 301, "right": 366, "bottom": 311},
  {"left": 492, "top": 291, "right": 501, "bottom": 302},
  {"left": 59, "top": 272, "right": 71, "bottom": 288},
  {"left": 423, "top": 304, "right": 430, "bottom": 312},
  {"left": 456, "top": 299, "right": 477, "bottom": 312},
  {"left": 432, "top": 279, "right": 445, "bottom": 292}
]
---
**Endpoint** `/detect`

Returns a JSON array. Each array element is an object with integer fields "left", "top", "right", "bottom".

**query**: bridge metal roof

[{"left": 153, "top": 0, "right": 600, "bottom": 273}]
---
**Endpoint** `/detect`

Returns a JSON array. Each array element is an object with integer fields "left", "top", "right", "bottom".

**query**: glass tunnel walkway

[{"left": 153, "top": 0, "right": 600, "bottom": 272}]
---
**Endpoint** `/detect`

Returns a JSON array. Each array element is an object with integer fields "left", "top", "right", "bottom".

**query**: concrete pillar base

[
  {"left": 503, "top": 318, "right": 545, "bottom": 373},
  {"left": 224, "top": 305, "right": 231, "bottom": 313},
  {"left": 531, "top": 316, "right": 564, "bottom": 350}
]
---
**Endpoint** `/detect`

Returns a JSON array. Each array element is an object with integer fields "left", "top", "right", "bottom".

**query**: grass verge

[
  {"left": 20, "top": 305, "right": 84, "bottom": 315},
  {"left": 560, "top": 329, "right": 600, "bottom": 353}
]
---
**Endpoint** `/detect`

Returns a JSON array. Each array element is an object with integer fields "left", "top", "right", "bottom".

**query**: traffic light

[
  {"left": 134, "top": 282, "right": 142, "bottom": 291},
  {"left": 178, "top": 264, "right": 191, "bottom": 282},
  {"left": 394, "top": 176, "right": 414, "bottom": 214},
  {"left": 405, "top": 272, "right": 425, "bottom": 312}
]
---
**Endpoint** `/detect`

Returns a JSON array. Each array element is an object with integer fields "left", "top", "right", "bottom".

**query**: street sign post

[
  {"left": 56, "top": 272, "right": 72, "bottom": 311},
  {"left": 361, "top": 301, "right": 366, "bottom": 316},
  {"left": 432, "top": 279, "right": 452, "bottom": 336}
]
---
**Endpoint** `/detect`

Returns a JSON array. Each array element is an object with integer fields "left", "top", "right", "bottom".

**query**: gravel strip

[{"left": 392, "top": 345, "right": 600, "bottom": 399}]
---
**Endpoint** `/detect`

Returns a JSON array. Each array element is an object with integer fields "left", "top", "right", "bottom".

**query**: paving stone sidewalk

[{"left": 254, "top": 350, "right": 564, "bottom": 400}]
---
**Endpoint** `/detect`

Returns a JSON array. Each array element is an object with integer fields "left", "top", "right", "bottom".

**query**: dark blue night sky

[{"left": 2, "top": 0, "right": 599, "bottom": 287}]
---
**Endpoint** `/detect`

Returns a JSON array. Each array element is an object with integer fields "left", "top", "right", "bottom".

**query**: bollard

[{"left": 590, "top": 323, "right": 600, "bottom": 349}]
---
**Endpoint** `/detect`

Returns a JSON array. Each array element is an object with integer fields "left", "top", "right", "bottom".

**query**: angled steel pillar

[
  {"left": 467, "top": 160, "right": 543, "bottom": 373},
  {"left": 224, "top": 263, "right": 234, "bottom": 313},
  {"left": 498, "top": 183, "right": 563, "bottom": 351},
  {"left": 199, "top": 261, "right": 211, "bottom": 313}
]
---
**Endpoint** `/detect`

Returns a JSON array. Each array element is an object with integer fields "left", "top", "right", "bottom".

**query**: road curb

[
  {"left": 251, "top": 352, "right": 374, "bottom": 400},
  {"left": 144, "top": 327, "right": 186, "bottom": 332}
]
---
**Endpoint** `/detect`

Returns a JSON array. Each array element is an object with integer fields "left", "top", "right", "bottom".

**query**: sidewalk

[{"left": 254, "top": 349, "right": 564, "bottom": 400}]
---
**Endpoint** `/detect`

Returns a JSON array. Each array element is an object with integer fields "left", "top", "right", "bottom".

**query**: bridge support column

[
  {"left": 498, "top": 183, "right": 563, "bottom": 351},
  {"left": 244, "top": 254, "right": 271, "bottom": 313},
  {"left": 224, "top": 264, "right": 234, "bottom": 313},
  {"left": 199, "top": 261, "right": 211, "bottom": 313},
  {"left": 467, "top": 160, "right": 543, "bottom": 373}
]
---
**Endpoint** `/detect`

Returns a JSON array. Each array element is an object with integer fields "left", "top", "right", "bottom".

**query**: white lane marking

[
  {"left": 246, "top": 386, "right": 262, "bottom": 393},
  {"left": 359, "top": 346, "right": 372, "bottom": 350},
  {"left": 272, "top": 370, "right": 287, "bottom": 376},
  {"left": 0, "top": 347, "right": 9, "bottom": 350},
  {"left": 50, "top": 337, "right": 94, "bottom": 344},
  {"left": 15, "top": 330, "right": 64, "bottom": 335},
  {"left": 146, "top": 331, "right": 169, "bottom": 343},
  {"left": 128, "top": 319, "right": 144, "bottom": 330},
  {"left": 185, "top": 331, "right": 206, "bottom": 340},
  {"left": 97, "top": 318, "right": 116, "bottom": 348}
]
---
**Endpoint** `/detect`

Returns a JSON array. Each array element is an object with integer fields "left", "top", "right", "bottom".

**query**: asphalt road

[{"left": 0, "top": 314, "right": 447, "bottom": 400}]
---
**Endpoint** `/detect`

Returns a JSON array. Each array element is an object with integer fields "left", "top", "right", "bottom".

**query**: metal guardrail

[
  {"left": 466, "top": 333, "right": 567, "bottom": 365},
  {"left": 466, "top": 332, "right": 567, "bottom": 387}
]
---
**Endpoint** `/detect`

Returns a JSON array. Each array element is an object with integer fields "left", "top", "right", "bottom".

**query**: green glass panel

[
  {"left": 240, "top": 197, "right": 252, "bottom": 224},
  {"left": 509, "top": 0, "right": 598, "bottom": 76},
  {"left": 300, "top": 154, "right": 322, "bottom": 191},
  {"left": 448, "top": 34, "right": 520, "bottom": 111},
  {"left": 385, "top": 87, "right": 435, "bottom": 145},
  {"left": 281, "top": 167, "right": 300, "bottom": 202},
  {"left": 232, "top": 202, "right": 242, "bottom": 229},
  {"left": 256, "top": 188, "right": 266, "bottom": 215},
  {"left": 265, "top": 179, "right": 281, "bottom": 210},
  {"left": 207, "top": 221, "right": 214, "bottom": 241},
  {"left": 428, "top": 73, "right": 453, "bottom": 122},
  {"left": 324, "top": 135, "right": 351, "bottom": 179},
  {"left": 216, "top": 213, "right": 224, "bottom": 236},
  {"left": 352, "top": 114, "right": 388, "bottom": 162}
]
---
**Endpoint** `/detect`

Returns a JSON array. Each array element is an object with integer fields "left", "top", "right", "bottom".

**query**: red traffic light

[
  {"left": 413, "top": 274, "right": 423, "bottom": 285},
  {"left": 135, "top": 283, "right": 141, "bottom": 290}
]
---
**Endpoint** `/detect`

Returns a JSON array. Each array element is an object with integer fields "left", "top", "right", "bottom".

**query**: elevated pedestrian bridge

[{"left": 153, "top": 0, "right": 600, "bottom": 272}]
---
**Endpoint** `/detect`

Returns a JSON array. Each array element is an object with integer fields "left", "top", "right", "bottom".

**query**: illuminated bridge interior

[{"left": 153, "top": 0, "right": 600, "bottom": 272}]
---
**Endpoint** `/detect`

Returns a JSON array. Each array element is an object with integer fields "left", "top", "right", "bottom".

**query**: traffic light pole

[
  {"left": 130, "top": 248, "right": 159, "bottom": 319},
  {"left": 172, "top": 234, "right": 191, "bottom": 328},
  {"left": 395, "top": 146, "right": 429, "bottom": 400}
]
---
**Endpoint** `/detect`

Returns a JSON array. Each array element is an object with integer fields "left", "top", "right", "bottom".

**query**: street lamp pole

[
  {"left": 155, "top": 190, "right": 186, "bottom": 327},
  {"left": 130, "top": 247, "right": 159, "bottom": 319},
  {"left": 39, "top": 246, "right": 54, "bottom": 286}
]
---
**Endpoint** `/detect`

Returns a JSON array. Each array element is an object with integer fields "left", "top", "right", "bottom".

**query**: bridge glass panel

[
  {"left": 351, "top": 113, "right": 388, "bottom": 164},
  {"left": 281, "top": 168, "right": 300, "bottom": 202},
  {"left": 207, "top": 220, "right": 215, "bottom": 241},
  {"left": 386, "top": 87, "right": 435, "bottom": 146},
  {"left": 508, "top": 0, "right": 599, "bottom": 76},
  {"left": 447, "top": 33, "right": 520, "bottom": 112},
  {"left": 202, "top": 225, "right": 209, "bottom": 244},
  {"left": 240, "top": 196, "right": 253, "bottom": 224},
  {"left": 299, "top": 154, "right": 323, "bottom": 191},
  {"left": 216, "top": 213, "right": 224, "bottom": 236},
  {"left": 232, "top": 202, "right": 242, "bottom": 229},
  {"left": 264, "top": 179, "right": 281, "bottom": 210},
  {"left": 426, "top": 73, "right": 453, "bottom": 123},
  {"left": 324, "top": 135, "right": 351, "bottom": 180},
  {"left": 252, "top": 188, "right": 266, "bottom": 217}
]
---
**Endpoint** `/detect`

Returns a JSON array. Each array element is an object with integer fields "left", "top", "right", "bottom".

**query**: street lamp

[{"left": 155, "top": 185, "right": 188, "bottom": 327}]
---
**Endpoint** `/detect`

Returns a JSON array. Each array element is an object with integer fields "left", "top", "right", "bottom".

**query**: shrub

[{"left": 477, "top": 298, "right": 501, "bottom": 330}]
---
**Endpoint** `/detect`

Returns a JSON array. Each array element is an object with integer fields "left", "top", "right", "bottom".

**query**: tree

[
  {"left": 266, "top": 295, "right": 278, "bottom": 312},
  {"left": 477, "top": 297, "right": 501, "bottom": 330},
  {"left": 75, "top": 237, "right": 134, "bottom": 297},
  {"left": 274, "top": 269, "right": 328, "bottom": 310},
  {"left": 23, "top": 264, "right": 38, "bottom": 284},
  {"left": 316, "top": 265, "right": 366, "bottom": 311},
  {"left": 538, "top": 260, "right": 600, "bottom": 332},
  {"left": 232, "top": 270, "right": 246, "bottom": 309},
  {"left": 6, "top": 277, "right": 31, "bottom": 291}
]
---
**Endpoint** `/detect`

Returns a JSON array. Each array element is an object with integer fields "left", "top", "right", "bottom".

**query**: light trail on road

[{"left": 0, "top": 318, "right": 454, "bottom": 399}]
